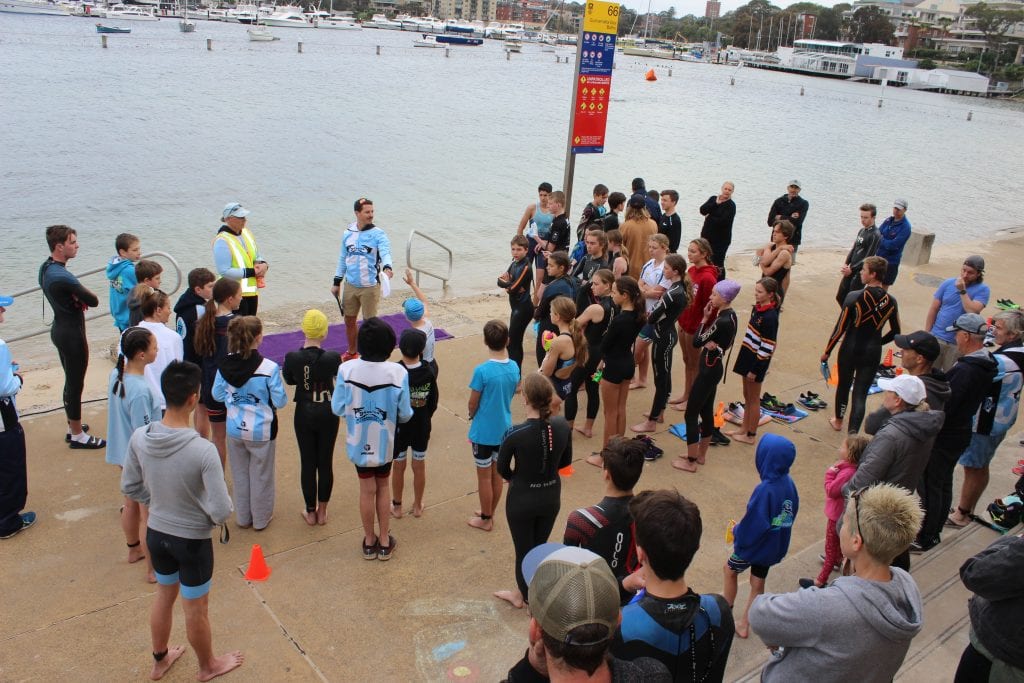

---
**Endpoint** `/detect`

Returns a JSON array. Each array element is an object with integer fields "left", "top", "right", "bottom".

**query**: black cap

[{"left": 894, "top": 331, "right": 940, "bottom": 362}]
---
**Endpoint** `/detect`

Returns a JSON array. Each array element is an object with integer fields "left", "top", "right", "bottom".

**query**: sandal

[
  {"left": 65, "top": 424, "right": 90, "bottom": 442},
  {"left": 69, "top": 435, "right": 106, "bottom": 449}
]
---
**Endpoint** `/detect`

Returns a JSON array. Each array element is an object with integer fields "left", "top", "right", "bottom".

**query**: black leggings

[
  {"left": 564, "top": 344, "right": 601, "bottom": 422},
  {"left": 917, "top": 441, "right": 965, "bottom": 545},
  {"left": 51, "top": 325, "right": 88, "bottom": 422},
  {"left": 507, "top": 487, "right": 560, "bottom": 601},
  {"left": 834, "top": 341, "right": 881, "bottom": 434},
  {"left": 685, "top": 355, "right": 723, "bottom": 445},
  {"left": 507, "top": 298, "right": 533, "bottom": 372},
  {"left": 293, "top": 405, "right": 339, "bottom": 510},
  {"left": 0, "top": 424, "right": 28, "bottom": 537},
  {"left": 648, "top": 329, "right": 677, "bottom": 419},
  {"left": 954, "top": 642, "right": 993, "bottom": 683}
]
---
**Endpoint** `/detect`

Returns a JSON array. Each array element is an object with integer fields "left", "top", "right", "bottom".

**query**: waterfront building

[{"left": 705, "top": 0, "right": 720, "bottom": 19}]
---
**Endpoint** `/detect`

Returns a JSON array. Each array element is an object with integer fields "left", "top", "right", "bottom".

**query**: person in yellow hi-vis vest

[{"left": 214, "top": 203, "right": 268, "bottom": 316}]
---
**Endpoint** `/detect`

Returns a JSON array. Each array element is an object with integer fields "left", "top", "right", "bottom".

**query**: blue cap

[
  {"left": 403, "top": 298, "right": 425, "bottom": 322},
  {"left": 0, "top": 295, "right": 12, "bottom": 307},
  {"left": 222, "top": 202, "right": 250, "bottom": 220}
]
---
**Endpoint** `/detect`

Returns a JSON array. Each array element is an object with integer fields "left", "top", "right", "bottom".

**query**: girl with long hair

[
  {"left": 605, "top": 229, "right": 629, "bottom": 278},
  {"left": 632, "top": 234, "right": 670, "bottom": 390},
  {"left": 194, "top": 278, "right": 242, "bottom": 467},
  {"left": 137, "top": 288, "right": 183, "bottom": 410},
  {"left": 727, "top": 278, "right": 782, "bottom": 444},
  {"left": 670, "top": 238, "right": 719, "bottom": 410},
  {"left": 539, "top": 296, "right": 587, "bottom": 404},
  {"left": 565, "top": 269, "right": 614, "bottom": 438}
]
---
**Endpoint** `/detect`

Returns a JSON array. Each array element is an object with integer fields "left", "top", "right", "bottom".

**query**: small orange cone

[
  {"left": 559, "top": 464, "right": 575, "bottom": 477},
  {"left": 895, "top": 367, "right": 904, "bottom": 376},
  {"left": 828, "top": 363, "right": 839, "bottom": 386},
  {"left": 244, "top": 544, "right": 271, "bottom": 581},
  {"left": 713, "top": 401, "right": 725, "bottom": 428},
  {"left": 645, "top": 68, "right": 657, "bottom": 81},
  {"left": 883, "top": 348, "right": 894, "bottom": 367}
]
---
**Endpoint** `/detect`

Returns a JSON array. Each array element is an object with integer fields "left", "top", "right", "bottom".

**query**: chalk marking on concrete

[
  {"left": 432, "top": 640, "right": 466, "bottom": 661},
  {"left": 54, "top": 507, "right": 102, "bottom": 522},
  {"left": 244, "top": 581, "right": 329, "bottom": 682}
]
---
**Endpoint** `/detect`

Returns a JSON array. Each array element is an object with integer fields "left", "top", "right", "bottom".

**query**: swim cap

[
  {"left": 301, "top": 309, "right": 328, "bottom": 340},
  {"left": 404, "top": 298, "right": 425, "bottom": 322},
  {"left": 714, "top": 279, "right": 742, "bottom": 303}
]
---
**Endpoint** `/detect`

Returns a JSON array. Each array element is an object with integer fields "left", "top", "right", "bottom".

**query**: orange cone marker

[
  {"left": 244, "top": 544, "right": 271, "bottom": 581},
  {"left": 828, "top": 363, "right": 839, "bottom": 386},
  {"left": 645, "top": 68, "right": 657, "bottom": 81},
  {"left": 713, "top": 401, "right": 725, "bottom": 428},
  {"left": 883, "top": 348, "right": 894, "bottom": 367},
  {"left": 559, "top": 464, "right": 575, "bottom": 477}
]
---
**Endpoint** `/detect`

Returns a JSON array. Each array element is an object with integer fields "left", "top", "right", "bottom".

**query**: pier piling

[
  {"left": 800, "top": 86, "right": 804, "bottom": 96},
  {"left": 445, "top": 48, "right": 449, "bottom": 58},
  {"left": 101, "top": 35, "right": 107, "bottom": 48},
  {"left": 298, "top": 41, "right": 303, "bottom": 53},
  {"left": 967, "top": 110, "right": 973, "bottom": 121},
  {"left": 730, "top": 76, "right": 735, "bottom": 85},
  {"left": 376, "top": 45, "right": 380, "bottom": 55},
  {"left": 206, "top": 37, "right": 212, "bottom": 51},
  {"left": 668, "top": 68, "right": 672, "bottom": 77}
]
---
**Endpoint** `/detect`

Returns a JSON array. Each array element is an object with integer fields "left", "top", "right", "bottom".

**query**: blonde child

[{"left": 212, "top": 316, "right": 288, "bottom": 530}]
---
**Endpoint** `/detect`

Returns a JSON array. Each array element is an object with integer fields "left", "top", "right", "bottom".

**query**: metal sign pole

[{"left": 562, "top": 27, "right": 586, "bottom": 216}]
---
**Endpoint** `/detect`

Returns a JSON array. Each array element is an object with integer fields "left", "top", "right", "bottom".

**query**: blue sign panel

[{"left": 579, "top": 32, "right": 616, "bottom": 77}]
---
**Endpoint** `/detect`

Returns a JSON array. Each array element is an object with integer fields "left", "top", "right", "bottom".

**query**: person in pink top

[
  {"left": 800, "top": 435, "right": 869, "bottom": 589},
  {"left": 669, "top": 238, "right": 719, "bottom": 411}
]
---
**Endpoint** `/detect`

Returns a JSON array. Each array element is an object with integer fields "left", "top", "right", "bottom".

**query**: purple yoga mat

[{"left": 259, "top": 313, "right": 451, "bottom": 366}]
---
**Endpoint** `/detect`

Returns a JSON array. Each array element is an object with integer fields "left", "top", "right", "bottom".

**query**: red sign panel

[{"left": 571, "top": 74, "right": 612, "bottom": 154}]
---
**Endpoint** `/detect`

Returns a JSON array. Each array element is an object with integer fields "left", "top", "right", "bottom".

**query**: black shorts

[
  {"left": 394, "top": 417, "right": 432, "bottom": 458},
  {"left": 356, "top": 462, "right": 393, "bottom": 479},
  {"left": 727, "top": 553, "right": 771, "bottom": 579},
  {"left": 147, "top": 527, "right": 214, "bottom": 599},
  {"left": 472, "top": 442, "right": 499, "bottom": 468}
]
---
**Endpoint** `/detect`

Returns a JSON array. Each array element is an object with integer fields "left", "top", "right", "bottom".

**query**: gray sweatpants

[{"left": 227, "top": 437, "right": 276, "bottom": 530}]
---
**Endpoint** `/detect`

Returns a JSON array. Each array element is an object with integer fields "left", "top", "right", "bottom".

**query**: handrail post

[{"left": 405, "top": 229, "right": 452, "bottom": 290}]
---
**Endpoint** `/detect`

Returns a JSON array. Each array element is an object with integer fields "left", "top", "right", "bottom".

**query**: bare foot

[
  {"left": 668, "top": 395, "right": 686, "bottom": 405},
  {"left": 669, "top": 401, "right": 687, "bottom": 412},
  {"left": 574, "top": 425, "right": 593, "bottom": 438},
  {"left": 197, "top": 651, "right": 244, "bottom": 681},
  {"left": 494, "top": 589, "right": 525, "bottom": 608},
  {"left": 628, "top": 381, "right": 647, "bottom": 390},
  {"left": 722, "top": 427, "right": 741, "bottom": 436},
  {"left": 585, "top": 452, "right": 604, "bottom": 468},
  {"left": 146, "top": 570, "right": 157, "bottom": 584},
  {"left": 735, "top": 620, "right": 749, "bottom": 639},
  {"left": 316, "top": 507, "right": 328, "bottom": 526},
  {"left": 467, "top": 516, "right": 493, "bottom": 531},
  {"left": 301, "top": 510, "right": 316, "bottom": 526},
  {"left": 390, "top": 502, "right": 403, "bottom": 519},
  {"left": 828, "top": 417, "right": 843, "bottom": 432},
  {"left": 696, "top": 453, "right": 707, "bottom": 465},
  {"left": 150, "top": 645, "right": 185, "bottom": 681},
  {"left": 672, "top": 457, "right": 698, "bottom": 472},
  {"left": 128, "top": 545, "right": 146, "bottom": 564},
  {"left": 630, "top": 421, "right": 656, "bottom": 433},
  {"left": 412, "top": 504, "right": 424, "bottom": 518},
  {"left": 642, "top": 412, "right": 665, "bottom": 423},
  {"left": 733, "top": 433, "right": 756, "bottom": 444}
]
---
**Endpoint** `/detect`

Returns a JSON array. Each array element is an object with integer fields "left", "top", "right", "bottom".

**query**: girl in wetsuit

[
  {"left": 194, "top": 277, "right": 242, "bottom": 468},
  {"left": 632, "top": 254, "right": 692, "bottom": 433},
  {"left": 674, "top": 280, "right": 741, "bottom": 473},
  {"left": 821, "top": 255, "right": 900, "bottom": 434},
  {"left": 759, "top": 220, "right": 795, "bottom": 298},
  {"left": 728, "top": 278, "right": 781, "bottom": 445},
  {"left": 670, "top": 238, "right": 719, "bottom": 410},
  {"left": 632, "top": 234, "right": 670, "bottom": 390},
  {"left": 498, "top": 235, "right": 534, "bottom": 373},
  {"left": 533, "top": 252, "right": 578, "bottom": 367},
  {"left": 605, "top": 229, "right": 629, "bottom": 278},
  {"left": 588, "top": 276, "right": 645, "bottom": 468},
  {"left": 540, "top": 297, "right": 586, "bottom": 404},
  {"left": 565, "top": 269, "right": 614, "bottom": 438},
  {"left": 493, "top": 373, "right": 572, "bottom": 608}
]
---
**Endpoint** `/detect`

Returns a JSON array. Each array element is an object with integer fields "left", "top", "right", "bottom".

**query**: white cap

[{"left": 877, "top": 374, "right": 926, "bottom": 406}]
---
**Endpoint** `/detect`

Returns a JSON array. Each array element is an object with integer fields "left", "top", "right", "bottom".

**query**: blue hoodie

[
  {"left": 105, "top": 256, "right": 137, "bottom": 331},
  {"left": 733, "top": 434, "right": 799, "bottom": 567}
]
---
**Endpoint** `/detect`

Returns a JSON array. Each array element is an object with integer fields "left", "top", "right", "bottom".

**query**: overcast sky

[{"left": 619, "top": 0, "right": 749, "bottom": 18}]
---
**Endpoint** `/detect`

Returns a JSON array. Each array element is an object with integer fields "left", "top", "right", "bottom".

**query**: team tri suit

[
  {"left": 564, "top": 287, "right": 611, "bottom": 424},
  {"left": 601, "top": 308, "right": 644, "bottom": 384},
  {"left": 733, "top": 302, "right": 780, "bottom": 384},
  {"left": 331, "top": 357, "right": 412, "bottom": 474},
  {"left": 393, "top": 358, "right": 439, "bottom": 461},
  {"left": 334, "top": 221, "right": 393, "bottom": 320},
  {"left": 563, "top": 494, "right": 639, "bottom": 605},
  {"left": 685, "top": 308, "right": 738, "bottom": 445},
  {"left": 645, "top": 280, "right": 690, "bottom": 421}
]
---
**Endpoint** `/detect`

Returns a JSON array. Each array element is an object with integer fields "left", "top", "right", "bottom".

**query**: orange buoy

[{"left": 645, "top": 68, "right": 657, "bottom": 81}]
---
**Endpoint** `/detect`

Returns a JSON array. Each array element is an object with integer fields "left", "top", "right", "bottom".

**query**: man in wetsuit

[
  {"left": 39, "top": 225, "right": 106, "bottom": 449},
  {"left": 767, "top": 180, "right": 808, "bottom": 260},
  {"left": 213, "top": 202, "right": 267, "bottom": 316},
  {"left": 835, "top": 203, "right": 880, "bottom": 306}
]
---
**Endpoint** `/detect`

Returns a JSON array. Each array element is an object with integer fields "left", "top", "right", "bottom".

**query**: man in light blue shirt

[{"left": 925, "top": 255, "right": 990, "bottom": 372}]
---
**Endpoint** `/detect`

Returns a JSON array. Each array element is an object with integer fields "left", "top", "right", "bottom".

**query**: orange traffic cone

[
  {"left": 244, "top": 544, "right": 271, "bottom": 581},
  {"left": 645, "top": 68, "right": 657, "bottom": 81},
  {"left": 883, "top": 348, "right": 894, "bottom": 367},
  {"left": 828, "top": 363, "right": 839, "bottom": 386},
  {"left": 559, "top": 464, "right": 575, "bottom": 477},
  {"left": 713, "top": 401, "right": 725, "bottom": 428}
]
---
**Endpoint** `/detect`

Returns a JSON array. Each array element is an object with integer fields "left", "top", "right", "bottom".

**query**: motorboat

[
  {"left": 178, "top": 18, "right": 194, "bottom": 31},
  {"left": 226, "top": 4, "right": 258, "bottom": 24},
  {"left": 105, "top": 4, "right": 158, "bottom": 20},
  {"left": 247, "top": 25, "right": 279, "bottom": 41},
  {"left": 364, "top": 13, "right": 400, "bottom": 29},
  {"left": 412, "top": 33, "right": 443, "bottom": 48},
  {"left": 435, "top": 34, "right": 482, "bottom": 46},
  {"left": 95, "top": 22, "right": 130, "bottom": 32},
  {"left": 504, "top": 38, "right": 522, "bottom": 53},
  {"left": 206, "top": 8, "right": 226, "bottom": 20},
  {"left": 262, "top": 6, "right": 311, "bottom": 28},
  {"left": 317, "top": 15, "right": 359, "bottom": 29},
  {"left": 0, "top": 0, "right": 69, "bottom": 15}
]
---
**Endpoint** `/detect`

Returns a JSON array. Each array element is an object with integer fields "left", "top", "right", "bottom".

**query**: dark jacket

[
  {"left": 962, "top": 534, "right": 1024, "bottom": 670},
  {"left": 864, "top": 368, "right": 950, "bottom": 435},
  {"left": 766, "top": 194, "right": 809, "bottom": 246},
  {"left": 843, "top": 409, "right": 945, "bottom": 496},
  {"left": 699, "top": 196, "right": 736, "bottom": 259},
  {"left": 174, "top": 289, "right": 208, "bottom": 364},
  {"left": 733, "top": 434, "right": 799, "bottom": 566},
  {"left": 938, "top": 349, "right": 999, "bottom": 449},
  {"left": 631, "top": 190, "right": 662, "bottom": 225},
  {"left": 835, "top": 225, "right": 881, "bottom": 305}
]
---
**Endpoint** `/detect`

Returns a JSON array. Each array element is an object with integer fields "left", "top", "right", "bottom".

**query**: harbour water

[{"left": 2, "top": 11, "right": 1023, "bottom": 342}]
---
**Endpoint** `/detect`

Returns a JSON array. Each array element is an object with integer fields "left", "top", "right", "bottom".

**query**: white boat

[
  {"left": 226, "top": 4, "right": 258, "bottom": 23},
  {"left": 247, "top": 25, "right": 278, "bottom": 41},
  {"left": 413, "top": 33, "right": 443, "bottom": 48},
  {"left": 317, "top": 15, "right": 359, "bottom": 29},
  {"left": 504, "top": 38, "right": 522, "bottom": 53},
  {"left": 261, "top": 5, "right": 310, "bottom": 28},
  {"left": 206, "top": 8, "right": 226, "bottom": 20},
  {"left": 178, "top": 18, "right": 195, "bottom": 31},
  {"left": 105, "top": 4, "right": 158, "bottom": 20},
  {"left": 365, "top": 13, "right": 400, "bottom": 29},
  {"left": 0, "top": 0, "right": 70, "bottom": 14}
]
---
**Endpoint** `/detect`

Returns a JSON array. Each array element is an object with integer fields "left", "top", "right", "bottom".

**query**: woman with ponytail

[
  {"left": 539, "top": 296, "right": 587, "bottom": 404},
  {"left": 727, "top": 278, "right": 782, "bottom": 444},
  {"left": 565, "top": 269, "right": 614, "bottom": 438},
  {"left": 137, "top": 288, "right": 183, "bottom": 411},
  {"left": 494, "top": 373, "right": 572, "bottom": 609},
  {"left": 194, "top": 278, "right": 242, "bottom": 467},
  {"left": 105, "top": 326, "right": 160, "bottom": 582},
  {"left": 213, "top": 316, "right": 288, "bottom": 531}
]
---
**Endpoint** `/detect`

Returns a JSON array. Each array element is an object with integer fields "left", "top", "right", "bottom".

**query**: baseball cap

[
  {"left": 301, "top": 309, "right": 328, "bottom": 340},
  {"left": 893, "top": 198, "right": 908, "bottom": 211},
  {"left": 893, "top": 331, "right": 940, "bottom": 362},
  {"left": 523, "top": 543, "right": 620, "bottom": 645},
  {"left": 877, "top": 374, "right": 927, "bottom": 406},
  {"left": 963, "top": 255, "right": 985, "bottom": 273},
  {"left": 403, "top": 298, "right": 425, "bottom": 322},
  {"left": 788, "top": 179, "right": 801, "bottom": 189},
  {"left": 946, "top": 312, "right": 988, "bottom": 335},
  {"left": 0, "top": 295, "right": 13, "bottom": 307},
  {"left": 222, "top": 202, "right": 250, "bottom": 220}
]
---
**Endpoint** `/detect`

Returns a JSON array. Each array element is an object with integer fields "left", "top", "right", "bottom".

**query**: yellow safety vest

[{"left": 216, "top": 228, "right": 259, "bottom": 296}]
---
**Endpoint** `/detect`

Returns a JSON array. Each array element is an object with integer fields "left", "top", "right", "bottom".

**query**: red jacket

[{"left": 678, "top": 264, "right": 719, "bottom": 334}]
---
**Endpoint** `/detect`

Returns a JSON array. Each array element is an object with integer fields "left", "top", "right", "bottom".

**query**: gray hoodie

[
  {"left": 121, "top": 421, "right": 233, "bottom": 540},
  {"left": 843, "top": 409, "right": 945, "bottom": 497},
  {"left": 749, "top": 568, "right": 923, "bottom": 682}
]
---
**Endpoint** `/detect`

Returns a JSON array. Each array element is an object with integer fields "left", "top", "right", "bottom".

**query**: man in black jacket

[
  {"left": 767, "top": 180, "right": 809, "bottom": 258},
  {"left": 699, "top": 181, "right": 736, "bottom": 281},
  {"left": 835, "top": 203, "right": 881, "bottom": 306}
]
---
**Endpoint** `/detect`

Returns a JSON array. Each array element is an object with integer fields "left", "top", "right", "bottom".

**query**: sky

[{"left": 619, "top": 0, "right": 750, "bottom": 18}]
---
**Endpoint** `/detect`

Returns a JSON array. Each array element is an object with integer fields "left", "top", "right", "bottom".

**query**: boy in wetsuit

[
  {"left": 391, "top": 329, "right": 438, "bottom": 520},
  {"left": 577, "top": 183, "right": 610, "bottom": 241},
  {"left": 174, "top": 268, "right": 216, "bottom": 438},
  {"left": 602, "top": 192, "right": 627, "bottom": 232},
  {"left": 497, "top": 235, "right": 533, "bottom": 373}
]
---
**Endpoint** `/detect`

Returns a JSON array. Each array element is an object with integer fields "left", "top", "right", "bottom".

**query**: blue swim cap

[{"left": 403, "top": 298, "right": 425, "bottom": 322}]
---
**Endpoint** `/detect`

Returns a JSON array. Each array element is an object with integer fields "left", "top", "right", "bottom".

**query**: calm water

[{"left": 2, "top": 12, "right": 1023, "bottom": 341}]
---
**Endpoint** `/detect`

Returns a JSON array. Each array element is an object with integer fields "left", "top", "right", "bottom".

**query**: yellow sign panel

[{"left": 583, "top": 0, "right": 619, "bottom": 35}]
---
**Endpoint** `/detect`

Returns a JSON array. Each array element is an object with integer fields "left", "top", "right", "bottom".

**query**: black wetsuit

[
  {"left": 283, "top": 346, "right": 342, "bottom": 511},
  {"left": 498, "top": 256, "right": 533, "bottom": 372},
  {"left": 534, "top": 275, "right": 578, "bottom": 367},
  {"left": 563, "top": 495, "right": 638, "bottom": 605},
  {"left": 200, "top": 313, "right": 234, "bottom": 421},
  {"left": 39, "top": 258, "right": 98, "bottom": 423},
  {"left": 497, "top": 416, "right": 572, "bottom": 600},
  {"left": 571, "top": 253, "right": 610, "bottom": 285},
  {"left": 646, "top": 281, "right": 689, "bottom": 420},
  {"left": 601, "top": 309, "right": 643, "bottom": 384},
  {"left": 565, "top": 290, "right": 611, "bottom": 422},
  {"left": 824, "top": 286, "right": 900, "bottom": 433},
  {"left": 685, "top": 309, "right": 738, "bottom": 445}
]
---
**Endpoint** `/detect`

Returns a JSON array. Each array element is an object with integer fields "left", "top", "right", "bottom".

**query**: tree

[
  {"left": 815, "top": 7, "right": 842, "bottom": 39},
  {"left": 849, "top": 6, "right": 893, "bottom": 44},
  {"left": 965, "top": 2, "right": 1024, "bottom": 54}
]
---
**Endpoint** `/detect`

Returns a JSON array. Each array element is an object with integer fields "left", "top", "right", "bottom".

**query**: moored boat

[
  {"left": 504, "top": 38, "right": 522, "bottom": 53},
  {"left": 262, "top": 6, "right": 311, "bottom": 28},
  {"left": 413, "top": 33, "right": 443, "bottom": 47},
  {"left": 105, "top": 4, "right": 158, "bottom": 20},
  {"left": 435, "top": 33, "right": 482, "bottom": 46},
  {"left": 95, "top": 22, "right": 130, "bottom": 32},
  {"left": 0, "top": 0, "right": 69, "bottom": 15},
  {"left": 178, "top": 19, "right": 195, "bottom": 32},
  {"left": 247, "top": 25, "right": 279, "bottom": 41},
  {"left": 317, "top": 15, "right": 359, "bottom": 29}
]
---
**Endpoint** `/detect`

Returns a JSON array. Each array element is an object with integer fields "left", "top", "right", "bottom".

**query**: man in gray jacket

[
  {"left": 748, "top": 483, "right": 924, "bottom": 682},
  {"left": 863, "top": 331, "right": 950, "bottom": 435},
  {"left": 122, "top": 361, "right": 243, "bottom": 682}
]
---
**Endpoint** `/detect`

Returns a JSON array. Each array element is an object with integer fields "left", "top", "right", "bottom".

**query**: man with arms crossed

[
  {"left": 122, "top": 361, "right": 242, "bottom": 681},
  {"left": 835, "top": 203, "right": 880, "bottom": 306},
  {"left": 925, "top": 255, "right": 990, "bottom": 372}
]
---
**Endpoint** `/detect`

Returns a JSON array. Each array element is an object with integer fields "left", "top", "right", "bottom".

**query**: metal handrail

[
  {"left": 5, "top": 250, "right": 183, "bottom": 343},
  {"left": 406, "top": 230, "right": 452, "bottom": 289}
]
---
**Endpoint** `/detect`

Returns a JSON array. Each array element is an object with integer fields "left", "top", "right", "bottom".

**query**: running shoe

[
  {"left": 876, "top": 366, "right": 897, "bottom": 379},
  {"left": 362, "top": 535, "right": 379, "bottom": 560},
  {"left": 0, "top": 511, "right": 36, "bottom": 540},
  {"left": 818, "top": 553, "right": 840, "bottom": 571},
  {"left": 909, "top": 538, "right": 939, "bottom": 554},
  {"left": 378, "top": 535, "right": 396, "bottom": 561},
  {"left": 710, "top": 429, "right": 731, "bottom": 446},
  {"left": 760, "top": 393, "right": 785, "bottom": 412},
  {"left": 69, "top": 435, "right": 106, "bottom": 449}
]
